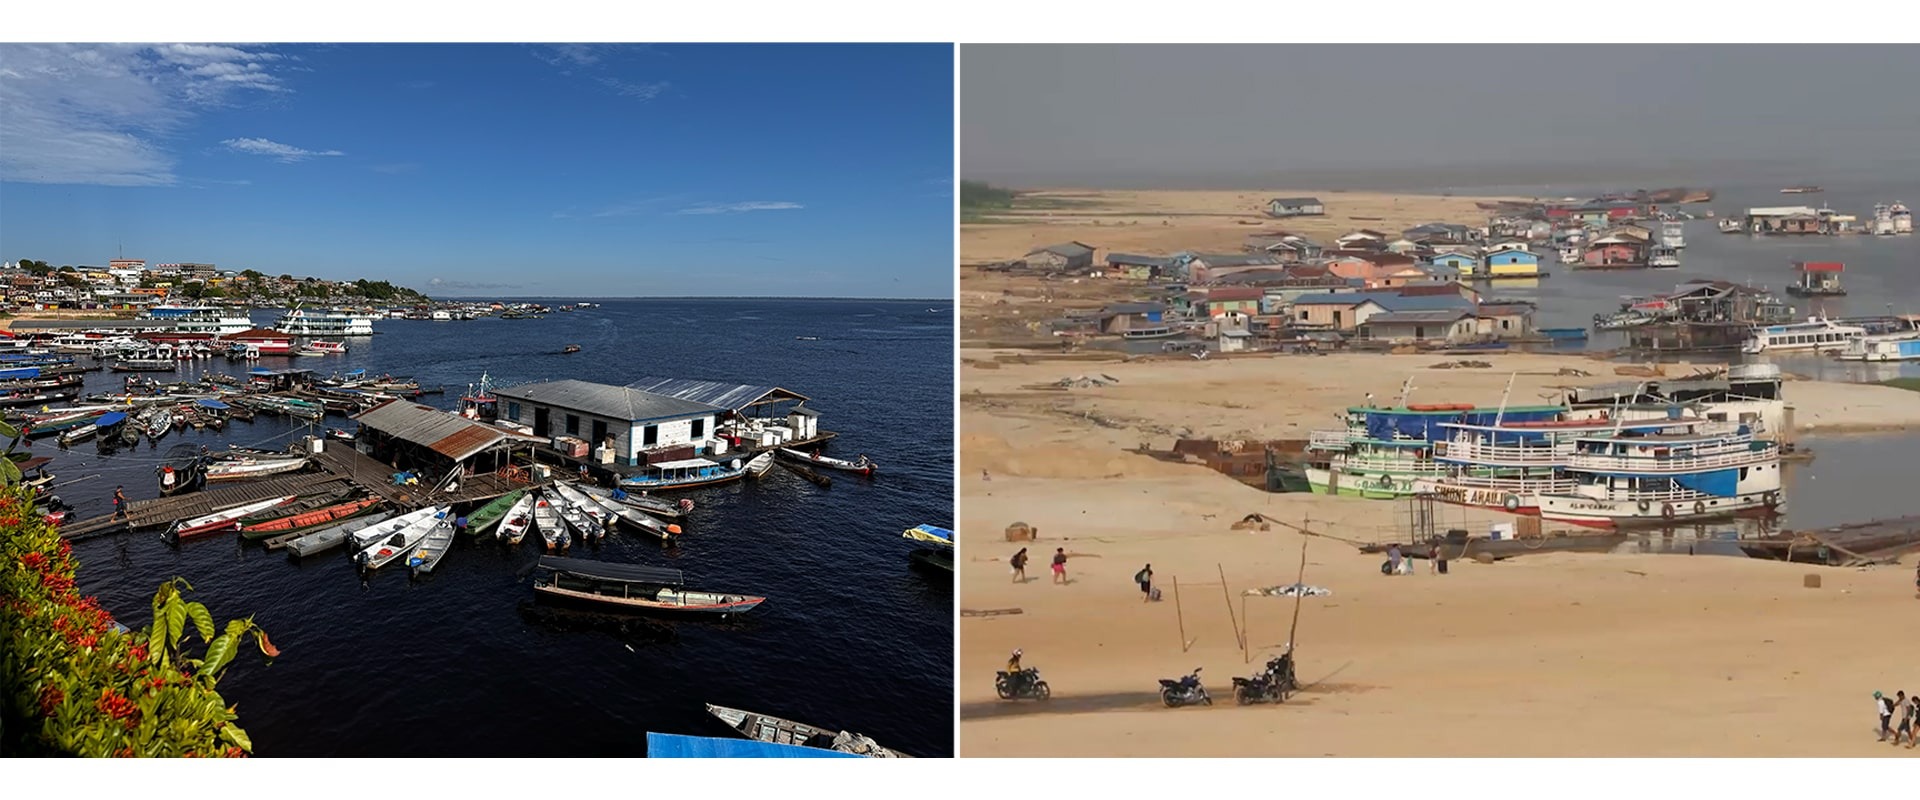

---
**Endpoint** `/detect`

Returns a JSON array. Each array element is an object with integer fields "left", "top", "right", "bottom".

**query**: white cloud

[
  {"left": 677, "top": 201, "right": 805, "bottom": 215},
  {"left": 221, "top": 137, "right": 345, "bottom": 163},
  {"left": 598, "top": 77, "right": 669, "bottom": 101},
  {"left": 0, "top": 43, "right": 291, "bottom": 186}
]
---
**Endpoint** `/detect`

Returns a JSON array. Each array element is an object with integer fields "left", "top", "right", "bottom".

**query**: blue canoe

[{"left": 646, "top": 732, "right": 859, "bottom": 759}]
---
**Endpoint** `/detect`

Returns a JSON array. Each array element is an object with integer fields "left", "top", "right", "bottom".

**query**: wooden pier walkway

[
  {"left": 60, "top": 471, "right": 348, "bottom": 540},
  {"left": 59, "top": 441, "right": 538, "bottom": 540}
]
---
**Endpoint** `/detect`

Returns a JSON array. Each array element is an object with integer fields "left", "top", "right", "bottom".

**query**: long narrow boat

[
  {"left": 497, "top": 492, "right": 537, "bottom": 545},
  {"left": 554, "top": 482, "right": 681, "bottom": 541},
  {"left": 56, "top": 411, "right": 127, "bottom": 446},
  {"left": 745, "top": 451, "right": 774, "bottom": 478},
  {"left": 703, "top": 703, "right": 907, "bottom": 758},
  {"left": 22, "top": 409, "right": 108, "bottom": 439},
  {"left": 407, "top": 517, "right": 457, "bottom": 576},
  {"left": 554, "top": 491, "right": 608, "bottom": 545},
  {"left": 617, "top": 457, "right": 750, "bottom": 492},
  {"left": 533, "top": 495, "right": 569, "bottom": 552},
  {"left": 777, "top": 448, "right": 877, "bottom": 476},
  {"left": 240, "top": 496, "right": 383, "bottom": 540},
  {"left": 349, "top": 506, "right": 448, "bottom": 550},
  {"left": 205, "top": 455, "right": 309, "bottom": 482},
  {"left": 575, "top": 483, "right": 691, "bottom": 519},
  {"left": 463, "top": 489, "right": 526, "bottom": 537},
  {"left": 902, "top": 524, "right": 952, "bottom": 545},
  {"left": 533, "top": 557, "right": 765, "bottom": 618},
  {"left": 354, "top": 506, "right": 450, "bottom": 570},
  {"left": 165, "top": 495, "right": 299, "bottom": 542},
  {"left": 282, "top": 510, "right": 397, "bottom": 557}
]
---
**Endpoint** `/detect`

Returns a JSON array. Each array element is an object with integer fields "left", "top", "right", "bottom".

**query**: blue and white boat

[
  {"left": 1534, "top": 421, "right": 1782, "bottom": 527},
  {"left": 618, "top": 457, "right": 750, "bottom": 492},
  {"left": 1837, "top": 329, "right": 1920, "bottom": 362},
  {"left": 1410, "top": 414, "right": 1685, "bottom": 515}
]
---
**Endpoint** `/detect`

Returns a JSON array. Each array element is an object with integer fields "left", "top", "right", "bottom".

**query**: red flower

[
  {"left": 37, "top": 685, "right": 63, "bottom": 717},
  {"left": 20, "top": 551, "right": 45, "bottom": 570},
  {"left": 115, "top": 747, "right": 134, "bottom": 758},
  {"left": 130, "top": 643, "right": 149, "bottom": 662},
  {"left": 57, "top": 538, "right": 72, "bottom": 557},
  {"left": 223, "top": 746, "right": 246, "bottom": 758}
]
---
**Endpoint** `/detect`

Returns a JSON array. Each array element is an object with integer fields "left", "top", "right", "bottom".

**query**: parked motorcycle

[
  {"left": 1158, "top": 667, "right": 1211, "bottom": 708},
  {"left": 1232, "top": 653, "right": 1298, "bottom": 705},
  {"left": 995, "top": 668, "right": 1052, "bottom": 701}
]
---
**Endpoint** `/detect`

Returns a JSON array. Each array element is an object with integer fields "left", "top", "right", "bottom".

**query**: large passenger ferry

[
  {"left": 1534, "top": 420, "right": 1782, "bottom": 527},
  {"left": 272, "top": 308, "right": 379, "bottom": 337},
  {"left": 1739, "top": 317, "right": 1867, "bottom": 355},
  {"left": 137, "top": 305, "right": 255, "bottom": 336}
]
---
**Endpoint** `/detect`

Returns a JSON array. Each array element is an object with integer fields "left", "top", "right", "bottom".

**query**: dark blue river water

[{"left": 53, "top": 298, "right": 954, "bottom": 757}]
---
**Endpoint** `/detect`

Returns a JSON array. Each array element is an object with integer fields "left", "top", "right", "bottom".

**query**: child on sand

[
  {"left": 1135, "top": 564, "right": 1153, "bottom": 601},
  {"left": 1010, "top": 548, "right": 1029, "bottom": 583},
  {"left": 1878, "top": 691, "right": 1896, "bottom": 741},
  {"left": 1051, "top": 548, "right": 1068, "bottom": 585}
]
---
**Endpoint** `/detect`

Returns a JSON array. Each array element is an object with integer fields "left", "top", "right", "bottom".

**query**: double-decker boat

[
  {"left": 1304, "top": 401, "right": 1569, "bottom": 499},
  {"left": 1740, "top": 317, "right": 1867, "bottom": 355},
  {"left": 1534, "top": 420, "right": 1782, "bottom": 527}
]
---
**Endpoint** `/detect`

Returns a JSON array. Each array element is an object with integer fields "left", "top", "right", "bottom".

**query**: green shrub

[{"left": 1, "top": 488, "right": 277, "bottom": 757}]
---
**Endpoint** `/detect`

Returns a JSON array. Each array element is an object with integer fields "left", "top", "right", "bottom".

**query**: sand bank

[{"left": 960, "top": 349, "right": 1920, "bottom": 756}]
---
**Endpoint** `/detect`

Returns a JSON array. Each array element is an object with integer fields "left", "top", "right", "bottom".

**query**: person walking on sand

[
  {"left": 1897, "top": 691, "right": 1915, "bottom": 747},
  {"left": 1877, "top": 691, "right": 1896, "bottom": 741},
  {"left": 1135, "top": 564, "right": 1153, "bottom": 601},
  {"left": 1010, "top": 548, "right": 1029, "bottom": 583},
  {"left": 1387, "top": 544, "right": 1402, "bottom": 576},
  {"left": 1428, "top": 543, "right": 1440, "bottom": 574},
  {"left": 1051, "top": 548, "right": 1068, "bottom": 585}
]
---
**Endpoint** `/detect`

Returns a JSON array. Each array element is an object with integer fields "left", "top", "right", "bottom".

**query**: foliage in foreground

[{"left": 1, "top": 488, "right": 278, "bottom": 757}]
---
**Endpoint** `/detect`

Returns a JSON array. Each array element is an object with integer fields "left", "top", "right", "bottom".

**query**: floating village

[
  {"left": 979, "top": 187, "right": 1920, "bottom": 566},
  {"left": 991, "top": 191, "right": 1914, "bottom": 357},
  {"left": 2, "top": 299, "right": 948, "bottom": 759}
]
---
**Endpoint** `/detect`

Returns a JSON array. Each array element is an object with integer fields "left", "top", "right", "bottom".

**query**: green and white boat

[{"left": 1305, "top": 400, "right": 1572, "bottom": 500}]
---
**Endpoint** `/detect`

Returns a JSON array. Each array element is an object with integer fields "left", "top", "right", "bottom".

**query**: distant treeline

[{"left": 960, "top": 180, "right": 1017, "bottom": 210}]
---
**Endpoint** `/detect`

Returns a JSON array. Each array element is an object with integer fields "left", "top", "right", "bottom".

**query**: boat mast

[{"left": 1494, "top": 372, "right": 1516, "bottom": 427}]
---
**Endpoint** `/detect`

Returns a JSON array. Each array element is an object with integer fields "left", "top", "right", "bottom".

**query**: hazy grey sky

[{"left": 962, "top": 44, "right": 1920, "bottom": 189}]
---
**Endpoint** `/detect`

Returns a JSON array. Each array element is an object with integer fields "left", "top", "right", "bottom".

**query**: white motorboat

[
  {"left": 496, "top": 492, "right": 538, "bottom": 545},
  {"left": 354, "top": 506, "right": 449, "bottom": 569}
]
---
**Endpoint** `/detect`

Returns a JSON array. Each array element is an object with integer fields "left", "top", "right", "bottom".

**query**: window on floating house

[
  {"left": 643, "top": 425, "right": 658, "bottom": 446},
  {"left": 691, "top": 418, "right": 705, "bottom": 438},
  {"left": 506, "top": 402, "right": 520, "bottom": 421},
  {"left": 565, "top": 414, "right": 579, "bottom": 436}
]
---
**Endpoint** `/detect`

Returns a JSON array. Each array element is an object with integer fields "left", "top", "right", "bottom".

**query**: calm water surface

[{"left": 56, "top": 298, "right": 954, "bottom": 757}]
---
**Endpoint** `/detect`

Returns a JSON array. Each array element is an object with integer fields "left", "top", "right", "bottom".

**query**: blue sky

[{"left": 0, "top": 44, "right": 955, "bottom": 298}]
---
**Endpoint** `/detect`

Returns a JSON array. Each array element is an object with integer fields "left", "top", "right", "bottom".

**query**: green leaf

[
  {"left": 0, "top": 459, "right": 19, "bottom": 485},
  {"left": 0, "top": 421, "right": 18, "bottom": 438},
  {"left": 185, "top": 602, "right": 214, "bottom": 643},
  {"left": 219, "top": 724, "right": 253, "bottom": 753},
  {"left": 147, "top": 623, "right": 167, "bottom": 668},
  {"left": 200, "top": 634, "right": 237, "bottom": 676},
  {"left": 164, "top": 600, "right": 188, "bottom": 651}
]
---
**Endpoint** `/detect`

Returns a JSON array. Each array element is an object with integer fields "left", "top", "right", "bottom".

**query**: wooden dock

[
  {"left": 59, "top": 442, "right": 539, "bottom": 540},
  {"left": 61, "top": 471, "right": 348, "bottom": 539}
]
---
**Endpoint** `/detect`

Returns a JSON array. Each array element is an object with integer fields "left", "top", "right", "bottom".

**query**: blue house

[
  {"left": 1429, "top": 252, "right": 1478, "bottom": 273},
  {"left": 1481, "top": 249, "right": 1543, "bottom": 279}
]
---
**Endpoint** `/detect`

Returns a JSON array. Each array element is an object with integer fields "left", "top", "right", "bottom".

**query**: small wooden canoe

[
  {"left": 704, "top": 703, "right": 908, "bottom": 758},
  {"left": 241, "top": 497, "right": 383, "bottom": 539},
  {"left": 407, "top": 518, "right": 457, "bottom": 575},
  {"left": 464, "top": 488, "right": 526, "bottom": 537},
  {"left": 167, "top": 495, "right": 298, "bottom": 542},
  {"left": 554, "top": 482, "right": 680, "bottom": 541},
  {"left": 281, "top": 510, "right": 397, "bottom": 557},
  {"left": 497, "top": 492, "right": 537, "bottom": 545},
  {"left": 778, "top": 448, "right": 876, "bottom": 476}
]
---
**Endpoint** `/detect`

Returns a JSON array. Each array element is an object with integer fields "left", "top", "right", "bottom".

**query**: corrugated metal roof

[
  {"left": 1106, "top": 253, "right": 1174, "bottom": 267},
  {"left": 1269, "top": 196, "right": 1323, "bottom": 206},
  {"left": 1363, "top": 310, "right": 1475, "bottom": 325},
  {"left": 623, "top": 377, "right": 808, "bottom": 412},
  {"left": 1027, "top": 241, "right": 1095, "bottom": 258},
  {"left": 353, "top": 400, "right": 508, "bottom": 462},
  {"left": 497, "top": 379, "right": 723, "bottom": 421}
]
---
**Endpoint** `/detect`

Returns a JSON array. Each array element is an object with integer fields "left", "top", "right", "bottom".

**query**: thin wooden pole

[
  {"left": 1219, "top": 563, "right": 1242, "bottom": 651},
  {"left": 1287, "top": 532, "right": 1310, "bottom": 653},
  {"left": 1240, "top": 594, "right": 1250, "bottom": 664},
  {"left": 1173, "top": 576, "right": 1189, "bottom": 652}
]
